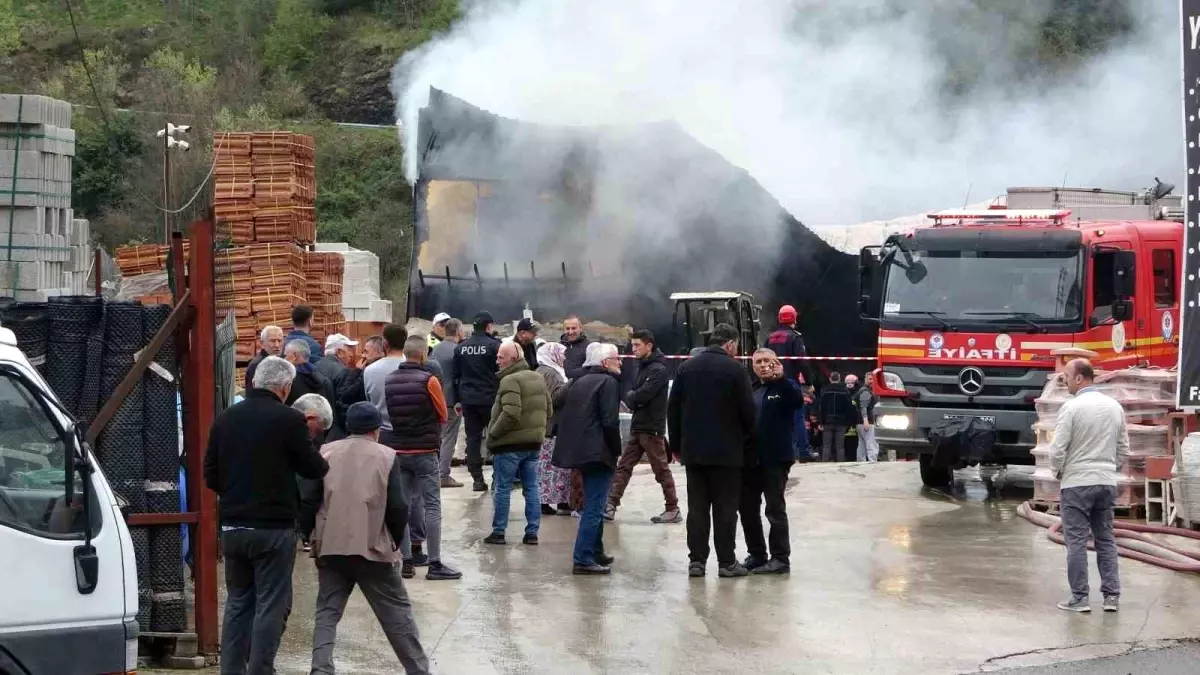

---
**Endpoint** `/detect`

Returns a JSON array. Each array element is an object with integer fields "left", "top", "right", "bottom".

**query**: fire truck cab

[{"left": 859, "top": 185, "right": 1183, "bottom": 487}]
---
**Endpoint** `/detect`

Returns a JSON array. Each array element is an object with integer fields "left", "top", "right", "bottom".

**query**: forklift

[{"left": 669, "top": 291, "right": 761, "bottom": 357}]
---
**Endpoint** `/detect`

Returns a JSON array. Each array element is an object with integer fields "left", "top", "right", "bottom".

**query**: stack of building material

[
  {"left": 1, "top": 94, "right": 77, "bottom": 300},
  {"left": 213, "top": 132, "right": 315, "bottom": 246},
  {"left": 116, "top": 243, "right": 191, "bottom": 276},
  {"left": 315, "top": 242, "right": 392, "bottom": 326},
  {"left": 213, "top": 242, "right": 305, "bottom": 361},
  {"left": 1030, "top": 368, "right": 1177, "bottom": 510},
  {"left": 303, "top": 251, "right": 345, "bottom": 343}
]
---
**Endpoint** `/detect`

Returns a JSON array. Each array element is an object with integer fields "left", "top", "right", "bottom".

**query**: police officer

[
  {"left": 427, "top": 312, "right": 451, "bottom": 354},
  {"left": 453, "top": 311, "right": 502, "bottom": 491},
  {"left": 764, "top": 304, "right": 813, "bottom": 459}
]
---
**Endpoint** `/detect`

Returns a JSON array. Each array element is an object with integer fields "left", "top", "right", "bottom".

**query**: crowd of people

[{"left": 203, "top": 304, "right": 885, "bottom": 673}]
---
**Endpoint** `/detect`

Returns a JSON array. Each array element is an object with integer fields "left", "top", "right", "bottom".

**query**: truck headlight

[
  {"left": 879, "top": 414, "right": 911, "bottom": 431},
  {"left": 881, "top": 371, "right": 906, "bottom": 392}
]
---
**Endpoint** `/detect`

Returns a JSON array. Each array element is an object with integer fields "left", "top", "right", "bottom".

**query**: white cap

[
  {"left": 324, "top": 333, "right": 359, "bottom": 350},
  {"left": 432, "top": 312, "right": 452, "bottom": 324}
]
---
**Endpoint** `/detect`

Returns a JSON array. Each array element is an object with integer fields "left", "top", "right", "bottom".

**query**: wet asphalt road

[{"left": 150, "top": 462, "right": 1200, "bottom": 674}]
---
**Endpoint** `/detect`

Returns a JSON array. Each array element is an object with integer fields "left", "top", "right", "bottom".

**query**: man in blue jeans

[
  {"left": 552, "top": 342, "right": 623, "bottom": 574},
  {"left": 484, "top": 342, "right": 552, "bottom": 545}
]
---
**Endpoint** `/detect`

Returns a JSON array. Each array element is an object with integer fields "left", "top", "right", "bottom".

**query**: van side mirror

[
  {"left": 1111, "top": 299, "right": 1134, "bottom": 322},
  {"left": 1113, "top": 250, "right": 1136, "bottom": 299}
]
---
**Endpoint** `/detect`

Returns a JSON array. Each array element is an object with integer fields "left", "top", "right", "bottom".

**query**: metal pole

[
  {"left": 163, "top": 128, "right": 172, "bottom": 244},
  {"left": 92, "top": 248, "right": 102, "bottom": 296},
  {"left": 185, "top": 215, "right": 219, "bottom": 655}
]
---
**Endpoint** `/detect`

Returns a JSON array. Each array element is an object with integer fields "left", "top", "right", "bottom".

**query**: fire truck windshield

[{"left": 881, "top": 249, "right": 1082, "bottom": 326}]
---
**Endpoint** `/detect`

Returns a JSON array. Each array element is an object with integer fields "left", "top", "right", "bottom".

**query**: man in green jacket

[{"left": 483, "top": 341, "right": 552, "bottom": 546}]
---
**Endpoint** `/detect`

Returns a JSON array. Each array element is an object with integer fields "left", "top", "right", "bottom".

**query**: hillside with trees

[{"left": 0, "top": 0, "right": 1142, "bottom": 307}]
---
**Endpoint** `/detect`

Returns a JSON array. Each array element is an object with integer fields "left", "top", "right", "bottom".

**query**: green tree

[
  {"left": 0, "top": 0, "right": 19, "bottom": 56},
  {"left": 263, "top": 0, "right": 333, "bottom": 74},
  {"left": 72, "top": 113, "right": 143, "bottom": 222}
]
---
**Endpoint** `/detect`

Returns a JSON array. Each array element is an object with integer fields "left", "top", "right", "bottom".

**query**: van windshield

[
  {"left": 882, "top": 249, "right": 1083, "bottom": 324},
  {"left": 0, "top": 370, "right": 84, "bottom": 536}
]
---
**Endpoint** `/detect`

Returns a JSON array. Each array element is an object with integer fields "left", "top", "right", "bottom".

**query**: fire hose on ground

[{"left": 1017, "top": 501, "right": 1200, "bottom": 573}]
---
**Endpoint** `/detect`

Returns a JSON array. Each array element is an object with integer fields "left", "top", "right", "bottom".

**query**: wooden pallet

[{"left": 1028, "top": 499, "right": 1146, "bottom": 521}]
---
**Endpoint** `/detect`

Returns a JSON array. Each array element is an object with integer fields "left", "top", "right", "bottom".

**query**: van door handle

[{"left": 1138, "top": 320, "right": 1145, "bottom": 330}]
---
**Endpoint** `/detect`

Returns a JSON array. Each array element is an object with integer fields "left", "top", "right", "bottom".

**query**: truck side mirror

[
  {"left": 1113, "top": 250, "right": 1136, "bottom": 299},
  {"left": 1111, "top": 299, "right": 1134, "bottom": 322}
]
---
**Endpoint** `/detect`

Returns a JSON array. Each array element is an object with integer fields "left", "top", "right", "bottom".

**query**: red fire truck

[{"left": 859, "top": 185, "right": 1183, "bottom": 486}]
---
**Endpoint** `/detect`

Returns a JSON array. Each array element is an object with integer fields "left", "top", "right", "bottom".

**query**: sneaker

[
  {"left": 1057, "top": 597, "right": 1091, "bottom": 613},
  {"left": 742, "top": 555, "right": 768, "bottom": 571},
  {"left": 411, "top": 550, "right": 430, "bottom": 567},
  {"left": 594, "top": 552, "right": 614, "bottom": 566},
  {"left": 572, "top": 563, "right": 611, "bottom": 575},
  {"left": 571, "top": 510, "right": 582, "bottom": 518},
  {"left": 603, "top": 504, "right": 616, "bottom": 521},
  {"left": 688, "top": 562, "right": 706, "bottom": 577},
  {"left": 556, "top": 506, "right": 573, "bottom": 516},
  {"left": 751, "top": 559, "right": 790, "bottom": 575},
  {"left": 483, "top": 532, "right": 506, "bottom": 545},
  {"left": 401, "top": 560, "right": 415, "bottom": 579},
  {"left": 651, "top": 509, "right": 683, "bottom": 524},
  {"left": 300, "top": 541, "right": 312, "bottom": 553},
  {"left": 1103, "top": 596, "right": 1119, "bottom": 612},
  {"left": 523, "top": 534, "right": 539, "bottom": 545},
  {"left": 426, "top": 561, "right": 462, "bottom": 580},
  {"left": 718, "top": 562, "right": 750, "bottom": 578},
  {"left": 441, "top": 476, "right": 464, "bottom": 488},
  {"left": 541, "top": 504, "right": 557, "bottom": 516},
  {"left": 472, "top": 479, "right": 488, "bottom": 492}
]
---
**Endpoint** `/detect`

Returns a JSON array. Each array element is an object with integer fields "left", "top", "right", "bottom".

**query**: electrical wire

[{"left": 63, "top": 0, "right": 217, "bottom": 217}]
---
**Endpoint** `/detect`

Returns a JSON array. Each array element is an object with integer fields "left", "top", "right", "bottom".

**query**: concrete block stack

[
  {"left": 315, "top": 243, "right": 392, "bottom": 324},
  {"left": 0, "top": 94, "right": 81, "bottom": 300},
  {"left": 213, "top": 132, "right": 316, "bottom": 246}
]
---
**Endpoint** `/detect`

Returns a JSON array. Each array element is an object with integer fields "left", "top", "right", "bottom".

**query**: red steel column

[{"left": 185, "top": 217, "right": 219, "bottom": 654}]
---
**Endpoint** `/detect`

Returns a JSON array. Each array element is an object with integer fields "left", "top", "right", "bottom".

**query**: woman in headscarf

[{"left": 536, "top": 342, "right": 573, "bottom": 515}]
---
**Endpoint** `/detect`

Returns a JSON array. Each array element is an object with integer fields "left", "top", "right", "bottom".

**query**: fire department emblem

[
  {"left": 1112, "top": 322, "right": 1127, "bottom": 354},
  {"left": 967, "top": 337, "right": 977, "bottom": 347},
  {"left": 995, "top": 333, "right": 1012, "bottom": 352},
  {"left": 1163, "top": 312, "right": 1174, "bottom": 341},
  {"left": 929, "top": 333, "right": 944, "bottom": 351}
]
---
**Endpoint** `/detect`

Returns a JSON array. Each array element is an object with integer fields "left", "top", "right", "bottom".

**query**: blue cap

[{"left": 345, "top": 402, "right": 382, "bottom": 435}]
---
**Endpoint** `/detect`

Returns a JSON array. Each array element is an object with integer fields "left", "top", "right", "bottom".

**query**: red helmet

[{"left": 777, "top": 304, "right": 797, "bottom": 324}]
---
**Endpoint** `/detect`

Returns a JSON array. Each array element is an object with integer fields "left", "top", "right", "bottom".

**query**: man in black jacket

[
  {"left": 819, "top": 371, "right": 856, "bottom": 462},
  {"left": 203, "top": 355, "right": 329, "bottom": 674},
  {"left": 314, "top": 333, "right": 359, "bottom": 440},
  {"left": 514, "top": 317, "right": 540, "bottom": 371},
  {"left": 244, "top": 325, "right": 284, "bottom": 390},
  {"left": 283, "top": 339, "right": 336, "bottom": 410},
  {"left": 560, "top": 315, "right": 591, "bottom": 381},
  {"left": 606, "top": 330, "right": 680, "bottom": 524},
  {"left": 454, "top": 311, "right": 502, "bottom": 491},
  {"left": 668, "top": 323, "right": 756, "bottom": 579},
  {"left": 553, "top": 342, "right": 623, "bottom": 575},
  {"left": 741, "top": 349, "right": 804, "bottom": 575}
]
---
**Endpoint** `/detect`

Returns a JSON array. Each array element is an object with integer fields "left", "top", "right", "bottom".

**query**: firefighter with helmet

[{"left": 765, "top": 305, "right": 813, "bottom": 459}]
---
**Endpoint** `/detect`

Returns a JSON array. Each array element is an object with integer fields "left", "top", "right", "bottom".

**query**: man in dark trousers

[
  {"left": 819, "top": 371, "right": 856, "bottom": 462},
  {"left": 606, "top": 329, "right": 680, "bottom": 524},
  {"left": 764, "top": 304, "right": 813, "bottom": 458},
  {"left": 560, "top": 315, "right": 592, "bottom": 380},
  {"left": 454, "top": 311, "right": 502, "bottom": 491},
  {"left": 204, "top": 355, "right": 328, "bottom": 674},
  {"left": 668, "top": 323, "right": 756, "bottom": 579},
  {"left": 299, "top": 402, "right": 431, "bottom": 674},
  {"left": 741, "top": 349, "right": 804, "bottom": 575}
]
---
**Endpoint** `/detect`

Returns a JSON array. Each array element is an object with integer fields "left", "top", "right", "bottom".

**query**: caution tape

[{"left": 616, "top": 354, "right": 877, "bottom": 361}]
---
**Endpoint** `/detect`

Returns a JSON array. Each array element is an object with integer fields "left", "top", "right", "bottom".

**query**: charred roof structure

[{"left": 408, "top": 88, "right": 875, "bottom": 358}]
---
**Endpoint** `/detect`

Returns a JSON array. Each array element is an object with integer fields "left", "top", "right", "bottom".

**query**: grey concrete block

[{"left": 0, "top": 94, "right": 72, "bottom": 127}]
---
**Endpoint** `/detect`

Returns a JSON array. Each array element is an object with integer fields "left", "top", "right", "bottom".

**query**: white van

[{"left": 0, "top": 326, "right": 139, "bottom": 674}]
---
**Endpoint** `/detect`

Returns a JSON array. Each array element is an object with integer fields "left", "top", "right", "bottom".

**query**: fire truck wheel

[{"left": 918, "top": 454, "right": 954, "bottom": 488}]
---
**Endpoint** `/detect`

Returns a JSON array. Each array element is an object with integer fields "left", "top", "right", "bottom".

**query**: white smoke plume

[{"left": 393, "top": 0, "right": 1182, "bottom": 230}]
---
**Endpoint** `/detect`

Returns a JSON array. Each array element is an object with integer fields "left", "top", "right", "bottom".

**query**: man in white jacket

[{"left": 1048, "top": 358, "right": 1129, "bottom": 613}]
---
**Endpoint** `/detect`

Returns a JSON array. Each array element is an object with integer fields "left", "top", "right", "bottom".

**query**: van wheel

[{"left": 919, "top": 455, "right": 953, "bottom": 487}]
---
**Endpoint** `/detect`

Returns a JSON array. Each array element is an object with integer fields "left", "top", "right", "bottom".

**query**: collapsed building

[{"left": 407, "top": 88, "right": 876, "bottom": 358}]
